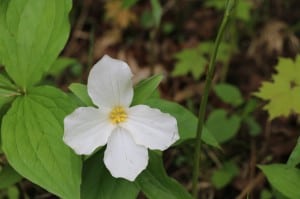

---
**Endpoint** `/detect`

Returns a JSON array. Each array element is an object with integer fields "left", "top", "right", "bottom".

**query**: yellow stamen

[{"left": 109, "top": 106, "right": 127, "bottom": 124}]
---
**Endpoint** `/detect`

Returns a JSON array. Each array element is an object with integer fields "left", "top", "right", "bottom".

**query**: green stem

[
  {"left": 191, "top": 0, "right": 236, "bottom": 198},
  {"left": 221, "top": 0, "right": 238, "bottom": 82}
]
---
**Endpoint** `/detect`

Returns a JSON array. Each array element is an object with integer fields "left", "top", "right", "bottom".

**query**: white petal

[
  {"left": 87, "top": 55, "right": 134, "bottom": 108},
  {"left": 104, "top": 127, "right": 148, "bottom": 181},
  {"left": 63, "top": 107, "right": 114, "bottom": 155},
  {"left": 121, "top": 105, "right": 179, "bottom": 150}
]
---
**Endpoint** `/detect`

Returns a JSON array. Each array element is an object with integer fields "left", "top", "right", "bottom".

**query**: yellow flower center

[{"left": 109, "top": 106, "right": 127, "bottom": 124}]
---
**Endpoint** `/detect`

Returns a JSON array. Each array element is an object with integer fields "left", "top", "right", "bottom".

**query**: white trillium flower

[{"left": 63, "top": 55, "right": 179, "bottom": 181}]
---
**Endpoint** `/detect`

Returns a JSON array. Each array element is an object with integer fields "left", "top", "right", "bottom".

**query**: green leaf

[
  {"left": 172, "top": 42, "right": 231, "bottom": 79},
  {"left": 69, "top": 83, "right": 94, "bottom": 106},
  {"left": 236, "top": 0, "right": 252, "bottom": 21},
  {"left": 287, "top": 137, "right": 300, "bottom": 167},
  {"left": 242, "top": 98, "right": 258, "bottom": 118},
  {"left": 6, "top": 186, "right": 19, "bottom": 199},
  {"left": 1, "top": 86, "right": 82, "bottom": 199},
  {"left": 0, "top": 88, "right": 20, "bottom": 99},
  {"left": 0, "top": 0, "right": 72, "bottom": 88},
  {"left": 140, "top": 10, "right": 155, "bottom": 29},
  {"left": 260, "top": 189, "right": 273, "bottom": 199},
  {"left": 48, "top": 57, "right": 79, "bottom": 77},
  {"left": 172, "top": 47, "right": 207, "bottom": 79},
  {"left": 277, "top": 56, "right": 300, "bottom": 83},
  {"left": 206, "top": 109, "right": 241, "bottom": 143},
  {"left": 0, "top": 164, "right": 22, "bottom": 189},
  {"left": 214, "top": 83, "right": 244, "bottom": 106},
  {"left": 255, "top": 79, "right": 300, "bottom": 119},
  {"left": 211, "top": 161, "right": 239, "bottom": 189},
  {"left": 132, "top": 74, "right": 163, "bottom": 105},
  {"left": 0, "top": 74, "right": 20, "bottom": 108},
  {"left": 0, "top": 74, "right": 17, "bottom": 91},
  {"left": 145, "top": 98, "right": 220, "bottom": 148},
  {"left": 81, "top": 150, "right": 140, "bottom": 199},
  {"left": 244, "top": 116, "right": 261, "bottom": 136},
  {"left": 150, "top": 0, "right": 162, "bottom": 27},
  {"left": 136, "top": 151, "right": 193, "bottom": 199},
  {"left": 273, "top": 189, "right": 290, "bottom": 199},
  {"left": 259, "top": 164, "right": 300, "bottom": 199},
  {"left": 254, "top": 56, "right": 300, "bottom": 119},
  {"left": 0, "top": 0, "right": 9, "bottom": 56}
]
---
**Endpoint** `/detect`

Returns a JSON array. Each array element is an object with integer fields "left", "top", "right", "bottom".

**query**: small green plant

[
  {"left": 206, "top": 83, "right": 260, "bottom": 143},
  {"left": 255, "top": 56, "right": 300, "bottom": 119},
  {"left": 172, "top": 42, "right": 230, "bottom": 79}
]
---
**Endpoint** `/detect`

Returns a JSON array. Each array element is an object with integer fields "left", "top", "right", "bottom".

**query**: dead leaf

[{"left": 105, "top": 0, "right": 137, "bottom": 29}]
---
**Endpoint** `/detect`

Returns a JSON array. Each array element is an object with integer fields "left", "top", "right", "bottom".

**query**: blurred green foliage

[
  {"left": 205, "top": 0, "right": 252, "bottom": 22},
  {"left": 173, "top": 42, "right": 230, "bottom": 79},
  {"left": 206, "top": 83, "right": 260, "bottom": 144},
  {"left": 211, "top": 161, "right": 239, "bottom": 189}
]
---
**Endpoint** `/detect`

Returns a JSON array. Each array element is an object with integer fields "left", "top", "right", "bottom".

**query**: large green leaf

[
  {"left": 0, "top": 74, "right": 20, "bottom": 103},
  {"left": 0, "top": 74, "right": 17, "bottom": 91},
  {"left": 0, "top": 0, "right": 72, "bottom": 89},
  {"left": 145, "top": 98, "right": 220, "bottom": 148},
  {"left": 81, "top": 150, "right": 140, "bottom": 199},
  {"left": 136, "top": 151, "right": 192, "bottom": 199},
  {"left": 132, "top": 74, "right": 163, "bottom": 105},
  {"left": 259, "top": 164, "right": 300, "bottom": 199},
  {"left": 0, "top": 0, "right": 9, "bottom": 52},
  {"left": 1, "top": 86, "right": 82, "bottom": 199},
  {"left": 69, "top": 83, "right": 94, "bottom": 106}
]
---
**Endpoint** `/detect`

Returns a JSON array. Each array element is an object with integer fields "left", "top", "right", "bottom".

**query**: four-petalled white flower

[{"left": 63, "top": 55, "right": 179, "bottom": 181}]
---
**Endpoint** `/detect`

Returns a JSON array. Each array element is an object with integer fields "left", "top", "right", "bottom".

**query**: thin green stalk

[
  {"left": 221, "top": 0, "right": 238, "bottom": 82},
  {"left": 192, "top": 0, "right": 236, "bottom": 198}
]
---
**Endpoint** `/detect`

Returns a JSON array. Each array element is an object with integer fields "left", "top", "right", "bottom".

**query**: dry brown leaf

[{"left": 105, "top": 0, "right": 137, "bottom": 29}]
